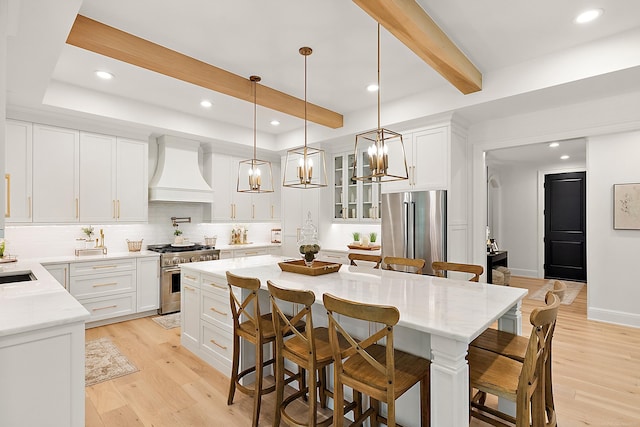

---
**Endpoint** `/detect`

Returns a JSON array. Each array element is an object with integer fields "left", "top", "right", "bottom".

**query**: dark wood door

[{"left": 544, "top": 171, "right": 587, "bottom": 281}]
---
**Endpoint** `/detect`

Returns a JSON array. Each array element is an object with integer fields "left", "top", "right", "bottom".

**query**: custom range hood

[{"left": 149, "top": 135, "right": 213, "bottom": 203}]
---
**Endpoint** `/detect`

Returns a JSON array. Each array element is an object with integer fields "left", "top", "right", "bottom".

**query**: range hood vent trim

[{"left": 149, "top": 135, "right": 213, "bottom": 203}]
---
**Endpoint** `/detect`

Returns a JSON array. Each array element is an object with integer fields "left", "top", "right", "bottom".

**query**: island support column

[{"left": 430, "top": 335, "right": 469, "bottom": 427}]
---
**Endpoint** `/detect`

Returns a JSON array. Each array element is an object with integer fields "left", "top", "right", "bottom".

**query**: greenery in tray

[
  {"left": 82, "top": 226, "right": 94, "bottom": 239},
  {"left": 369, "top": 232, "right": 377, "bottom": 243},
  {"left": 352, "top": 231, "right": 360, "bottom": 242},
  {"left": 299, "top": 244, "right": 320, "bottom": 262}
]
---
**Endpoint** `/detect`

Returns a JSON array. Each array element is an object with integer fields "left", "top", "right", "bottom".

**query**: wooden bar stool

[
  {"left": 431, "top": 261, "right": 484, "bottom": 282},
  {"left": 382, "top": 256, "right": 426, "bottom": 274},
  {"left": 323, "top": 293, "right": 430, "bottom": 427},
  {"left": 468, "top": 293, "right": 561, "bottom": 427},
  {"left": 470, "top": 280, "right": 566, "bottom": 425},
  {"left": 348, "top": 253, "right": 382, "bottom": 268},
  {"left": 267, "top": 281, "right": 358, "bottom": 427},
  {"left": 226, "top": 271, "right": 304, "bottom": 427}
]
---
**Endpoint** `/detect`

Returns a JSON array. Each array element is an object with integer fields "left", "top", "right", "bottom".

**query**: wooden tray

[
  {"left": 347, "top": 244, "right": 381, "bottom": 250},
  {"left": 0, "top": 256, "right": 17, "bottom": 264},
  {"left": 278, "top": 259, "right": 341, "bottom": 276}
]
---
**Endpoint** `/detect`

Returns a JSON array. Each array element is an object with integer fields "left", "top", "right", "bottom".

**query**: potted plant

[
  {"left": 174, "top": 227, "right": 184, "bottom": 244},
  {"left": 352, "top": 231, "right": 360, "bottom": 244},
  {"left": 369, "top": 232, "right": 378, "bottom": 245}
]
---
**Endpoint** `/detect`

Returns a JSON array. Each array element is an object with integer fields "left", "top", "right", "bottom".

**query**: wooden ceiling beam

[
  {"left": 66, "top": 15, "right": 343, "bottom": 129},
  {"left": 353, "top": 0, "right": 482, "bottom": 94}
]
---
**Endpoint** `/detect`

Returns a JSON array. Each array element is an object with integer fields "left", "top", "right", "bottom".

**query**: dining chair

[
  {"left": 267, "top": 281, "right": 358, "bottom": 427},
  {"left": 431, "top": 261, "right": 484, "bottom": 282},
  {"left": 226, "top": 271, "right": 304, "bottom": 427},
  {"left": 383, "top": 256, "right": 426, "bottom": 274},
  {"left": 468, "top": 292, "right": 561, "bottom": 427},
  {"left": 323, "top": 292, "right": 430, "bottom": 427},
  {"left": 348, "top": 253, "right": 382, "bottom": 268},
  {"left": 470, "top": 280, "right": 566, "bottom": 425}
]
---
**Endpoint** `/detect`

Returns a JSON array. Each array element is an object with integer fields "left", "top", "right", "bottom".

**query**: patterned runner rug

[
  {"left": 85, "top": 337, "right": 138, "bottom": 387},
  {"left": 151, "top": 312, "right": 181, "bottom": 329},
  {"left": 527, "top": 280, "right": 585, "bottom": 305}
]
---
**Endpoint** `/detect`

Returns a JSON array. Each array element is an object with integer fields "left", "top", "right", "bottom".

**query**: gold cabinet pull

[
  {"left": 271, "top": 204, "right": 274, "bottom": 218},
  {"left": 117, "top": 199, "right": 121, "bottom": 219},
  {"left": 207, "top": 282, "right": 226, "bottom": 290},
  {"left": 209, "top": 307, "right": 227, "bottom": 316},
  {"left": 92, "top": 282, "right": 117, "bottom": 288},
  {"left": 184, "top": 285, "right": 196, "bottom": 292},
  {"left": 28, "top": 196, "right": 32, "bottom": 219},
  {"left": 92, "top": 264, "right": 118, "bottom": 269},
  {"left": 185, "top": 274, "right": 197, "bottom": 281},
  {"left": 4, "top": 174, "right": 10, "bottom": 218},
  {"left": 210, "top": 339, "right": 227, "bottom": 350},
  {"left": 75, "top": 198, "right": 79, "bottom": 218},
  {"left": 92, "top": 305, "right": 117, "bottom": 312}
]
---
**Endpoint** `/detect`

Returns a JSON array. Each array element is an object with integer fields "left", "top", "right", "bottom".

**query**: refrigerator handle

[
  {"left": 409, "top": 201, "right": 416, "bottom": 258},
  {"left": 403, "top": 201, "right": 409, "bottom": 259}
]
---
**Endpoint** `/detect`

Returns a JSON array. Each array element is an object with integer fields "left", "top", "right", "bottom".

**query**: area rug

[
  {"left": 151, "top": 312, "right": 181, "bottom": 329},
  {"left": 528, "top": 280, "right": 585, "bottom": 305},
  {"left": 85, "top": 337, "right": 138, "bottom": 387}
]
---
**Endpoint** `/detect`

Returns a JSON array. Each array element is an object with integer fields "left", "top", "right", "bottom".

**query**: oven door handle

[{"left": 164, "top": 267, "right": 181, "bottom": 274}]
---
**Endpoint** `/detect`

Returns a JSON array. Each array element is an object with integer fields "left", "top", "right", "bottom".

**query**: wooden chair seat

[
  {"left": 432, "top": 261, "right": 483, "bottom": 282},
  {"left": 342, "top": 343, "right": 431, "bottom": 400},
  {"left": 268, "top": 281, "right": 357, "bottom": 427},
  {"left": 383, "top": 256, "right": 426, "bottom": 274},
  {"left": 324, "top": 292, "right": 430, "bottom": 427},
  {"left": 469, "top": 346, "right": 522, "bottom": 401},
  {"left": 238, "top": 313, "right": 305, "bottom": 341},
  {"left": 470, "top": 328, "right": 527, "bottom": 362},
  {"left": 348, "top": 253, "right": 382, "bottom": 268}
]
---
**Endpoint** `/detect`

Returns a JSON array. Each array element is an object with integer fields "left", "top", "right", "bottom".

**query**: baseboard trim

[
  {"left": 509, "top": 268, "right": 538, "bottom": 278},
  {"left": 588, "top": 307, "right": 640, "bottom": 329}
]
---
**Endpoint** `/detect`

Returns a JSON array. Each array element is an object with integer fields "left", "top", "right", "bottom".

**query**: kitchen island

[
  {"left": 180, "top": 255, "right": 527, "bottom": 427},
  {"left": 0, "top": 260, "right": 89, "bottom": 427}
]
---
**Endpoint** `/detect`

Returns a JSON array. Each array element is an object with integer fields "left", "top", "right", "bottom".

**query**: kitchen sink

[{"left": 0, "top": 271, "right": 37, "bottom": 284}]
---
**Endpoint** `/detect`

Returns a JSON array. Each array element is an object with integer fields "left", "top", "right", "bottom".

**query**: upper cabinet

[
  {"left": 5, "top": 120, "right": 33, "bottom": 223},
  {"left": 381, "top": 125, "right": 449, "bottom": 193},
  {"left": 332, "top": 150, "right": 381, "bottom": 222},
  {"left": 6, "top": 121, "right": 148, "bottom": 224},
  {"left": 205, "top": 152, "right": 280, "bottom": 222},
  {"left": 32, "top": 124, "right": 80, "bottom": 223}
]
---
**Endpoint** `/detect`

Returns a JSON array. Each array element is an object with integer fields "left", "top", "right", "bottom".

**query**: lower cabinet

[
  {"left": 219, "top": 245, "right": 281, "bottom": 259},
  {"left": 43, "top": 262, "right": 69, "bottom": 290},
  {"left": 64, "top": 255, "right": 160, "bottom": 325},
  {"left": 318, "top": 249, "right": 350, "bottom": 264},
  {"left": 181, "top": 271, "right": 201, "bottom": 348}
]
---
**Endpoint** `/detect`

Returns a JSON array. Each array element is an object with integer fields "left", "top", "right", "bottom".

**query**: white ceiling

[{"left": 6, "top": 0, "right": 640, "bottom": 155}]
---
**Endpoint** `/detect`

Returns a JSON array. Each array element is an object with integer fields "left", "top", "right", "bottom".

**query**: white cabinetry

[
  {"left": 333, "top": 150, "right": 381, "bottom": 221},
  {"left": 199, "top": 273, "right": 234, "bottom": 372},
  {"left": 217, "top": 245, "right": 280, "bottom": 259},
  {"left": 382, "top": 125, "right": 449, "bottom": 193},
  {"left": 181, "top": 270, "right": 201, "bottom": 348},
  {"left": 0, "top": 322, "right": 86, "bottom": 427},
  {"left": 318, "top": 249, "right": 350, "bottom": 264},
  {"left": 5, "top": 120, "right": 32, "bottom": 222},
  {"left": 80, "top": 133, "right": 148, "bottom": 223},
  {"left": 32, "top": 124, "right": 79, "bottom": 223},
  {"left": 205, "top": 152, "right": 280, "bottom": 221},
  {"left": 69, "top": 258, "right": 137, "bottom": 322},
  {"left": 136, "top": 257, "right": 160, "bottom": 312},
  {"left": 43, "top": 262, "right": 70, "bottom": 290}
]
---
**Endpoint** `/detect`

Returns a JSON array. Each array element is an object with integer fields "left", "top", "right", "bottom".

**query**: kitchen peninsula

[
  {"left": 0, "top": 261, "right": 89, "bottom": 427},
  {"left": 180, "top": 255, "right": 527, "bottom": 427}
]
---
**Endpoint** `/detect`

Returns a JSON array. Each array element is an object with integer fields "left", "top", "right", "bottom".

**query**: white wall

[{"left": 587, "top": 130, "right": 640, "bottom": 327}]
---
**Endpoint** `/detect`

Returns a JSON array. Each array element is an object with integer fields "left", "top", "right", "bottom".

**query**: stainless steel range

[{"left": 148, "top": 244, "right": 220, "bottom": 314}]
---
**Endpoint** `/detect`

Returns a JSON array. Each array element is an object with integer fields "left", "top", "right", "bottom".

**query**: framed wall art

[{"left": 613, "top": 183, "right": 640, "bottom": 229}]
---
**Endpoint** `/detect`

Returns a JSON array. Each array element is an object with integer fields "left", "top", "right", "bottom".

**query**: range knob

[
  {"left": 172, "top": 257, "right": 181, "bottom": 265},
  {"left": 200, "top": 255, "right": 207, "bottom": 261},
  {"left": 191, "top": 256, "right": 198, "bottom": 262}
]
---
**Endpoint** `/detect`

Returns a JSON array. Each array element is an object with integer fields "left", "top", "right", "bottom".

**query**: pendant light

[
  {"left": 283, "top": 47, "right": 328, "bottom": 189},
  {"left": 237, "top": 75, "right": 274, "bottom": 193},
  {"left": 352, "top": 24, "right": 408, "bottom": 183}
]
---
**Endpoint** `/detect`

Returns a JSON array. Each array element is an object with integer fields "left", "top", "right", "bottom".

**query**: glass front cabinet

[{"left": 333, "top": 150, "right": 381, "bottom": 222}]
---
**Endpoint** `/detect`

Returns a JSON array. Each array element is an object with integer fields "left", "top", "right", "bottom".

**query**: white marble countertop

[
  {"left": 181, "top": 255, "right": 527, "bottom": 343},
  {"left": 0, "top": 260, "right": 90, "bottom": 337},
  {"left": 30, "top": 250, "right": 160, "bottom": 265}
]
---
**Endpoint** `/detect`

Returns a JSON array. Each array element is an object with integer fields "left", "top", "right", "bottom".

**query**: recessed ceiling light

[
  {"left": 95, "top": 70, "right": 114, "bottom": 80},
  {"left": 575, "top": 9, "right": 603, "bottom": 24},
  {"left": 200, "top": 100, "right": 212, "bottom": 108},
  {"left": 366, "top": 83, "right": 379, "bottom": 92},
  {"left": 560, "top": 155, "right": 570, "bottom": 160},
  {"left": 549, "top": 142, "right": 560, "bottom": 148},
  {"left": 270, "top": 120, "right": 280, "bottom": 126}
]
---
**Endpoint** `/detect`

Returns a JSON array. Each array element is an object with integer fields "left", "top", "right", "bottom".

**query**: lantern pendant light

[
  {"left": 237, "top": 75, "right": 274, "bottom": 193},
  {"left": 352, "top": 24, "right": 408, "bottom": 183},
  {"left": 283, "top": 47, "right": 328, "bottom": 189}
]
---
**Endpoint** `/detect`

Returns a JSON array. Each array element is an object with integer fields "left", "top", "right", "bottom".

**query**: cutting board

[{"left": 347, "top": 244, "right": 381, "bottom": 250}]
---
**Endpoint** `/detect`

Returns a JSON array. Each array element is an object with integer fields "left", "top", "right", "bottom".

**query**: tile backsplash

[{"left": 4, "top": 202, "right": 279, "bottom": 259}]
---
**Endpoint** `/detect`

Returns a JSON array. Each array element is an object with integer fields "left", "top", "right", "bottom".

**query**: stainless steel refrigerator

[{"left": 381, "top": 190, "right": 447, "bottom": 275}]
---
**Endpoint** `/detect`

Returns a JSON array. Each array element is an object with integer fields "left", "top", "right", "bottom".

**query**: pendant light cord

[
  {"left": 377, "top": 23, "right": 381, "bottom": 130},
  {"left": 304, "top": 52, "right": 308, "bottom": 150},
  {"left": 253, "top": 78, "right": 257, "bottom": 161}
]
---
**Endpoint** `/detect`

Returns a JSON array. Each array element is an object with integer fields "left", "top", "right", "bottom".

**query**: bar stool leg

[
  {"left": 252, "top": 341, "right": 264, "bottom": 427},
  {"left": 228, "top": 332, "right": 240, "bottom": 405}
]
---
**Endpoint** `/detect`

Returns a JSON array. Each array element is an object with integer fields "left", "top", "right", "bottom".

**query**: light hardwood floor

[{"left": 85, "top": 277, "right": 640, "bottom": 426}]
